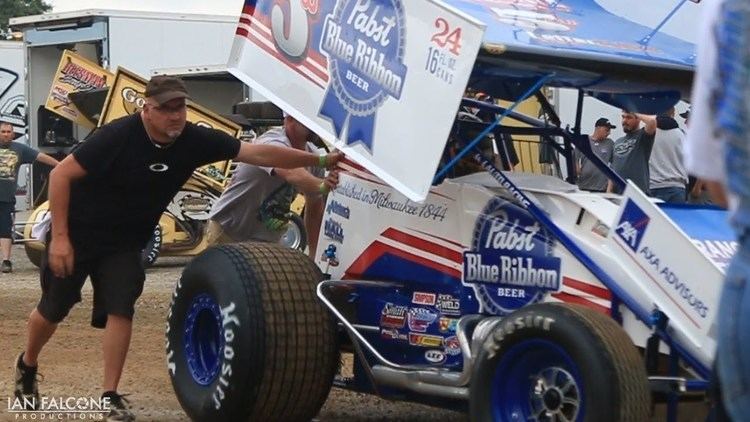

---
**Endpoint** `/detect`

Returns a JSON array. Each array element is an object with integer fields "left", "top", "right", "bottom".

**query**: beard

[{"left": 166, "top": 128, "right": 183, "bottom": 140}]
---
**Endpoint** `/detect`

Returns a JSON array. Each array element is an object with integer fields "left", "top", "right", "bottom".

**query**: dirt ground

[{"left": 0, "top": 245, "right": 710, "bottom": 421}]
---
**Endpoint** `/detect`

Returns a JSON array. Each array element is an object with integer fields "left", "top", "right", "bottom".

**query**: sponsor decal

[
  {"left": 149, "top": 163, "right": 170, "bottom": 173},
  {"left": 464, "top": 197, "right": 561, "bottom": 315},
  {"left": 692, "top": 239, "right": 737, "bottom": 271},
  {"left": 424, "top": 349, "right": 446, "bottom": 364},
  {"left": 318, "top": 0, "right": 408, "bottom": 151},
  {"left": 615, "top": 199, "right": 650, "bottom": 252},
  {"left": 438, "top": 317, "right": 458, "bottom": 333},
  {"left": 435, "top": 293, "right": 460, "bottom": 315},
  {"left": 483, "top": 313, "right": 555, "bottom": 359},
  {"left": 412, "top": 291, "right": 436, "bottom": 306},
  {"left": 324, "top": 218, "right": 345, "bottom": 242},
  {"left": 338, "top": 181, "right": 449, "bottom": 221},
  {"left": 380, "top": 303, "right": 408, "bottom": 328},
  {"left": 409, "top": 333, "right": 443, "bottom": 348},
  {"left": 381, "top": 328, "right": 408, "bottom": 341},
  {"left": 639, "top": 246, "right": 709, "bottom": 318},
  {"left": 326, "top": 200, "right": 351, "bottom": 219},
  {"left": 444, "top": 335, "right": 461, "bottom": 356},
  {"left": 407, "top": 307, "right": 438, "bottom": 332}
]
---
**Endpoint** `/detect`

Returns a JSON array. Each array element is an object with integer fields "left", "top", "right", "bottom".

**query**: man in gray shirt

[
  {"left": 609, "top": 111, "right": 657, "bottom": 194},
  {"left": 649, "top": 107, "right": 688, "bottom": 203},
  {"left": 575, "top": 118, "right": 615, "bottom": 192},
  {"left": 206, "top": 114, "right": 338, "bottom": 257},
  {"left": 0, "top": 121, "right": 58, "bottom": 273}
]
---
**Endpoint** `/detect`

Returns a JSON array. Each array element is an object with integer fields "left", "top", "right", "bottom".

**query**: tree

[{"left": 0, "top": 0, "right": 52, "bottom": 37}]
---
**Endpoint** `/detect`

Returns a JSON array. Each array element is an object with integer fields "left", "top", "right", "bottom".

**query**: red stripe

[
  {"left": 240, "top": 9, "right": 329, "bottom": 69},
  {"left": 562, "top": 276, "right": 611, "bottom": 300},
  {"left": 236, "top": 28, "right": 325, "bottom": 89},
  {"left": 552, "top": 292, "right": 610, "bottom": 315},
  {"left": 411, "top": 229, "right": 464, "bottom": 249},
  {"left": 382, "top": 228, "right": 462, "bottom": 263},
  {"left": 342, "top": 158, "right": 369, "bottom": 173},
  {"left": 344, "top": 241, "right": 461, "bottom": 280}
]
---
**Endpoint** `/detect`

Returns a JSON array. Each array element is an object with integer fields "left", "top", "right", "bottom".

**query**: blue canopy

[{"left": 444, "top": 0, "right": 698, "bottom": 108}]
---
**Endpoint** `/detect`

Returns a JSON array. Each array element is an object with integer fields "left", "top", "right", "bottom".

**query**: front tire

[
  {"left": 166, "top": 242, "right": 337, "bottom": 421},
  {"left": 470, "top": 303, "right": 650, "bottom": 422}
]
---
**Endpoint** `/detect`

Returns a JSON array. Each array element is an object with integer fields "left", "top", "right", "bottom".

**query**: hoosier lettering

[{"left": 464, "top": 253, "right": 559, "bottom": 289}]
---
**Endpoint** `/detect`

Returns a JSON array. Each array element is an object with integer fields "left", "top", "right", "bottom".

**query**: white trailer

[
  {"left": 9, "top": 9, "right": 242, "bottom": 208},
  {"left": 0, "top": 40, "right": 31, "bottom": 208}
]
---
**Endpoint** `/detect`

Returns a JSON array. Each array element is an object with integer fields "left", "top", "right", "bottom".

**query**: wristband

[
  {"left": 318, "top": 154, "right": 327, "bottom": 168},
  {"left": 318, "top": 182, "right": 330, "bottom": 195}
]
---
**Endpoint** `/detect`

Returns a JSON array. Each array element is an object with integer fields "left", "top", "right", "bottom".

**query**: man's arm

[
  {"left": 235, "top": 142, "right": 342, "bottom": 169},
  {"left": 35, "top": 152, "right": 60, "bottom": 167},
  {"left": 273, "top": 168, "right": 324, "bottom": 195},
  {"left": 47, "top": 155, "right": 87, "bottom": 277},
  {"left": 300, "top": 170, "right": 339, "bottom": 258},
  {"left": 304, "top": 195, "right": 324, "bottom": 258},
  {"left": 636, "top": 114, "right": 657, "bottom": 135}
]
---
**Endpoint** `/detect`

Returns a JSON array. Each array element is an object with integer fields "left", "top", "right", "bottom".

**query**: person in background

[
  {"left": 206, "top": 113, "right": 338, "bottom": 258},
  {"left": 685, "top": 0, "right": 746, "bottom": 420},
  {"left": 0, "top": 121, "right": 59, "bottom": 273},
  {"left": 575, "top": 118, "right": 615, "bottom": 192},
  {"left": 608, "top": 111, "right": 657, "bottom": 194},
  {"left": 649, "top": 107, "right": 689, "bottom": 203}
]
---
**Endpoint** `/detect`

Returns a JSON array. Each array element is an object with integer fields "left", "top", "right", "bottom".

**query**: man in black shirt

[{"left": 13, "top": 76, "right": 342, "bottom": 420}]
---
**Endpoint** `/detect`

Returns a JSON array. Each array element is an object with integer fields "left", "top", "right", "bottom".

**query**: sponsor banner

[
  {"left": 324, "top": 218, "right": 345, "bottom": 242},
  {"left": 98, "top": 68, "right": 238, "bottom": 189},
  {"left": 608, "top": 183, "right": 723, "bottom": 362},
  {"left": 443, "top": 335, "right": 461, "bottom": 355},
  {"left": 412, "top": 291, "right": 436, "bottom": 306},
  {"left": 380, "top": 302, "right": 408, "bottom": 328},
  {"left": 408, "top": 332, "right": 443, "bottom": 348},
  {"left": 228, "top": 0, "right": 485, "bottom": 201},
  {"left": 435, "top": 293, "right": 460, "bottom": 315},
  {"left": 464, "top": 197, "right": 562, "bottom": 315},
  {"left": 44, "top": 50, "right": 114, "bottom": 128},
  {"left": 407, "top": 307, "right": 438, "bottom": 332},
  {"left": 424, "top": 349, "right": 446, "bottom": 364},
  {"left": 438, "top": 316, "right": 457, "bottom": 333}
]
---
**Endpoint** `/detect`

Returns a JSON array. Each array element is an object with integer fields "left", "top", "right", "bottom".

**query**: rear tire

[
  {"left": 166, "top": 242, "right": 337, "bottom": 421},
  {"left": 470, "top": 303, "right": 650, "bottom": 422}
]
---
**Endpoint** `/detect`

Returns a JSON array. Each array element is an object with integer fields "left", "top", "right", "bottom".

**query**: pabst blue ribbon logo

[
  {"left": 318, "top": 0, "right": 408, "bottom": 152},
  {"left": 463, "top": 197, "right": 562, "bottom": 315}
]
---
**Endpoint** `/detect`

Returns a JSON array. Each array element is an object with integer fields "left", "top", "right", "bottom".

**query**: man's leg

[
  {"left": 0, "top": 203, "right": 14, "bottom": 272},
  {"left": 23, "top": 308, "right": 58, "bottom": 366},
  {"left": 1, "top": 237, "right": 12, "bottom": 260},
  {"left": 102, "top": 314, "right": 132, "bottom": 392}
]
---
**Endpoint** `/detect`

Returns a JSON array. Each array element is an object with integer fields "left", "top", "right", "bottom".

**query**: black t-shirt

[{"left": 69, "top": 113, "right": 240, "bottom": 257}]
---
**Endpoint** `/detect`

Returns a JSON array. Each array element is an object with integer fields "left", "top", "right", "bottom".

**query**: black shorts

[
  {"left": 37, "top": 249, "right": 145, "bottom": 328},
  {"left": 0, "top": 201, "right": 14, "bottom": 238}
]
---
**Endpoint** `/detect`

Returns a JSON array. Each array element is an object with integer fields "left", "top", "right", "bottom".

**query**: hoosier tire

[
  {"left": 166, "top": 242, "right": 338, "bottom": 422},
  {"left": 470, "top": 303, "right": 650, "bottom": 422}
]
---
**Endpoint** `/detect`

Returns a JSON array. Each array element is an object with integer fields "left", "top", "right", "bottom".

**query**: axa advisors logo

[{"left": 615, "top": 199, "right": 650, "bottom": 252}]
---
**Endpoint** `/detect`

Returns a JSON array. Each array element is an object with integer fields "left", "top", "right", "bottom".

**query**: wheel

[
  {"left": 470, "top": 303, "right": 650, "bottom": 422},
  {"left": 278, "top": 213, "right": 307, "bottom": 251},
  {"left": 25, "top": 244, "right": 43, "bottom": 268},
  {"left": 22, "top": 201, "right": 50, "bottom": 268},
  {"left": 141, "top": 225, "right": 162, "bottom": 267},
  {"left": 166, "top": 242, "right": 337, "bottom": 421}
]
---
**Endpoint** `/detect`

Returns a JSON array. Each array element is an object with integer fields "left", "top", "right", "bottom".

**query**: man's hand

[
  {"left": 48, "top": 235, "right": 74, "bottom": 278},
  {"left": 321, "top": 169, "right": 340, "bottom": 193},
  {"left": 323, "top": 151, "right": 344, "bottom": 169}
]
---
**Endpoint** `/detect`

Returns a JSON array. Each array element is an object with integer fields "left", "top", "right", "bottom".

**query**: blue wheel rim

[
  {"left": 492, "top": 339, "right": 584, "bottom": 421},
  {"left": 183, "top": 294, "right": 224, "bottom": 385}
]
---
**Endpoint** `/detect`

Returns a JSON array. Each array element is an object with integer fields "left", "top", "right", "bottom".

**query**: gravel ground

[{"left": 0, "top": 244, "right": 709, "bottom": 421}]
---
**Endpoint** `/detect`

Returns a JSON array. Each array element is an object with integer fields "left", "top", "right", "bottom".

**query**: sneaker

[
  {"left": 103, "top": 392, "right": 135, "bottom": 422},
  {"left": 13, "top": 353, "right": 40, "bottom": 410},
  {"left": 2, "top": 260, "right": 12, "bottom": 273}
]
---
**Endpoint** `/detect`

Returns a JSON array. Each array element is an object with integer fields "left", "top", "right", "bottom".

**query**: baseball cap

[
  {"left": 595, "top": 117, "right": 616, "bottom": 129},
  {"left": 145, "top": 76, "right": 190, "bottom": 106}
]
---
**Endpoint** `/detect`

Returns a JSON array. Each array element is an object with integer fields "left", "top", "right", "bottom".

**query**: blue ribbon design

[{"left": 320, "top": 89, "right": 376, "bottom": 151}]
